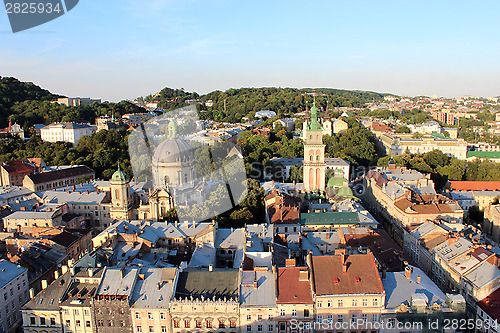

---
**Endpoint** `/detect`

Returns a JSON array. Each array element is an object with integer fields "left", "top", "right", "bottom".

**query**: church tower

[
  {"left": 303, "top": 99, "right": 326, "bottom": 191},
  {"left": 322, "top": 102, "right": 333, "bottom": 136},
  {"left": 110, "top": 164, "right": 132, "bottom": 220}
]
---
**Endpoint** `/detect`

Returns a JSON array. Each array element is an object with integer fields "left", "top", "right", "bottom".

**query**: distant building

[
  {"left": 255, "top": 110, "right": 277, "bottom": 119},
  {"left": 0, "top": 120, "right": 24, "bottom": 139},
  {"left": 56, "top": 97, "right": 101, "bottom": 107},
  {"left": 0, "top": 260, "right": 29, "bottom": 333},
  {"left": 40, "top": 122, "right": 97, "bottom": 146},
  {"left": 380, "top": 133, "right": 468, "bottom": 160}
]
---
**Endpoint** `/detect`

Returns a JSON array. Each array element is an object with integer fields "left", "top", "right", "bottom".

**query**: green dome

[
  {"left": 337, "top": 186, "right": 354, "bottom": 197},
  {"left": 327, "top": 177, "right": 348, "bottom": 188},
  {"left": 111, "top": 165, "right": 127, "bottom": 182}
]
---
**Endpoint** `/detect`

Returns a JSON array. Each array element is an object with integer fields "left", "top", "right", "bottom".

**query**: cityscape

[{"left": 3, "top": 2, "right": 500, "bottom": 333}]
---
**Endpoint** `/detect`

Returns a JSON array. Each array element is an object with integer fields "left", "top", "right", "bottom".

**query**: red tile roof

[
  {"left": 311, "top": 254, "right": 384, "bottom": 296},
  {"left": 478, "top": 288, "right": 500, "bottom": 321},
  {"left": 449, "top": 181, "right": 500, "bottom": 192},
  {"left": 276, "top": 266, "right": 313, "bottom": 304}
]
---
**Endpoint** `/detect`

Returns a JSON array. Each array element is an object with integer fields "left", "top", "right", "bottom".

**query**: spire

[
  {"left": 324, "top": 101, "right": 331, "bottom": 120},
  {"left": 308, "top": 97, "right": 322, "bottom": 131}
]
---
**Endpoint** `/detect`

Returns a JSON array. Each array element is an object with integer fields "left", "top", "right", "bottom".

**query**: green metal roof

[
  {"left": 327, "top": 177, "right": 348, "bottom": 188},
  {"left": 111, "top": 164, "right": 127, "bottom": 182},
  {"left": 300, "top": 211, "right": 359, "bottom": 225},
  {"left": 467, "top": 151, "right": 500, "bottom": 159},
  {"left": 337, "top": 186, "right": 354, "bottom": 197}
]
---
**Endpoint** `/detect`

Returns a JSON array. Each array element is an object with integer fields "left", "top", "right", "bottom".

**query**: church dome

[
  {"left": 152, "top": 138, "right": 193, "bottom": 164},
  {"left": 337, "top": 186, "right": 354, "bottom": 197},
  {"left": 111, "top": 165, "right": 127, "bottom": 182}
]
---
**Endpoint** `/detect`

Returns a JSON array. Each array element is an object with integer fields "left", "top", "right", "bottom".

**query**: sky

[{"left": 1, "top": 0, "right": 500, "bottom": 102}]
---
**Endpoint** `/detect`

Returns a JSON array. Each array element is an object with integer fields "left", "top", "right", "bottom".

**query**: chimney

[
  {"left": 342, "top": 255, "right": 347, "bottom": 273},
  {"left": 29, "top": 288, "right": 35, "bottom": 299},
  {"left": 89, "top": 269, "right": 93, "bottom": 277},
  {"left": 71, "top": 266, "right": 76, "bottom": 276},
  {"left": 417, "top": 275, "right": 421, "bottom": 284},
  {"left": 175, "top": 220, "right": 178, "bottom": 228},
  {"left": 285, "top": 258, "right": 296, "bottom": 267},
  {"left": 381, "top": 267, "right": 387, "bottom": 280},
  {"left": 209, "top": 264, "right": 213, "bottom": 272},
  {"left": 325, "top": 233, "right": 330, "bottom": 240},
  {"left": 299, "top": 270, "right": 309, "bottom": 281},
  {"left": 41, "top": 280, "right": 48, "bottom": 290},
  {"left": 54, "top": 270, "right": 59, "bottom": 280},
  {"left": 404, "top": 265, "right": 412, "bottom": 279},
  {"left": 61, "top": 265, "right": 68, "bottom": 274},
  {"left": 192, "top": 220, "right": 196, "bottom": 229}
]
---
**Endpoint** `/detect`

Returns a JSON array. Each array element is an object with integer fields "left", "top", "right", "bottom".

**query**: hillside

[{"left": 0, "top": 76, "right": 61, "bottom": 127}]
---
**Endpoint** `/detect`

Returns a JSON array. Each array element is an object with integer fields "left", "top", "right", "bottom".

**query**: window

[
  {"left": 30, "top": 316, "right": 36, "bottom": 326},
  {"left": 317, "top": 301, "right": 322, "bottom": 308},
  {"left": 372, "top": 314, "right": 378, "bottom": 322},
  {"left": 184, "top": 319, "right": 190, "bottom": 328},
  {"left": 327, "top": 300, "right": 332, "bottom": 307},
  {"left": 362, "top": 299, "right": 368, "bottom": 306},
  {"left": 230, "top": 320, "right": 236, "bottom": 328},
  {"left": 362, "top": 314, "right": 367, "bottom": 323},
  {"left": 149, "top": 326, "right": 154, "bottom": 333},
  {"left": 317, "top": 315, "right": 323, "bottom": 323},
  {"left": 196, "top": 320, "right": 202, "bottom": 328},
  {"left": 247, "top": 325, "right": 252, "bottom": 332},
  {"left": 352, "top": 299, "right": 358, "bottom": 307},
  {"left": 280, "top": 323, "right": 286, "bottom": 331},
  {"left": 337, "top": 315, "right": 343, "bottom": 323},
  {"left": 218, "top": 319, "right": 225, "bottom": 328},
  {"left": 74, "top": 309, "right": 79, "bottom": 316},
  {"left": 121, "top": 320, "right": 126, "bottom": 327},
  {"left": 161, "top": 326, "right": 167, "bottom": 333},
  {"left": 387, "top": 318, "right": 395, "bottom": 328},
  {"left": 84, "top": 309, "right": 89, "bottom": 316},
  {"left": 280, "top": 309, "right": 285, "bottom": 316},
  {"left": 304, "top": 309, "right": 310, "bottom": 317},
  {"left": 50, "top": 317, "right": 56, "bottom": 326},
  {"left": 373, "top": 298, "right": 378, "bottom": 306},
  {"left": 338, "top": 299, "right": 343, "bottom": 307},
  {"left": 76, "top": 320, "right": 81, "bottom": 327},
  {"left": 97, "top": 320, "right": 103, "bottom": 327},
  {"left": 40, "top": 316, "right": 46, "bottom": 326},
  {"left": 137, "top": 326, "right": 142, "bottom": 333},
  {"left": 351, "top": 314, "right": 357, "bottom": 323},
  {"left": 136, "top": 312, "right": 141, "bottom": 319},
  {"left": 206, "top": 319, "right": 212, "bottom": 328},
  {"left": 160, "top": 312, "right": 166, "bottom": 320},
  {"left": 258, "top": 324, "right": 263, "bottom": 332},
  {"left": 173, "top": 320, "right": 180, "bottom": 328},
  {"left": 247, "top": 315, "right": 252, "bottom": 320},
  {"left": 268, "top": 324, "right": 274, "bottom": 332},
  {"left": 258, "top": 314, "right": 263, "bottom": 320},
  {"left": 327, "top": 315, "right": 333, "bottom": 323},
  {"left": 86, "top": 321, "right": 91, "bottom": 328},
  {"left": 108, "top": 320, "right": 113, "bottom": 327},
  {"left": 148, "top": 313, "right": 153, "bottom": 320},
  {"left": 292, "top": 309, "right": 297, "bottom": 317}
]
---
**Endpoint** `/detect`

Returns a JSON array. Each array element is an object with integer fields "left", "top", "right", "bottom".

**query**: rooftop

[
  {"left": 174, "top": 269, "right": 239, "bottom": 300},
  {"left": 0, "top": 259, "right": 28, "bottom": 290},
  {"left": 276, "top": 266, "right": 313, "bottom": 304},
  {"left": 240, "top": 270, "right": 276, "bottom": 307},
  {"left": 27, "top": 165, "right": 95, "bottom": 185},
  {"left": 311, "top": 253, "right": 384, "bottom": 296}
]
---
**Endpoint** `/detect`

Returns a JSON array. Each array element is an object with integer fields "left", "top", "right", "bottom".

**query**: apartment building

[
  {"left": 23, "top": 165, "right": 95, "bottom": 192},
  {"left": 0, "top": 260, "right": 29, "bottom": 333},
  {"left": 310, "top": 252, "right": 385, "bottom": 333}
]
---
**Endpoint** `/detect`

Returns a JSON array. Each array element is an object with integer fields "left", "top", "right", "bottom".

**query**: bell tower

[
  {"left": 110, "top": 164, "right": 132, "bottom": 220},
  {"left": 303, "top": 98, "right": 326, "bottom": 191}
]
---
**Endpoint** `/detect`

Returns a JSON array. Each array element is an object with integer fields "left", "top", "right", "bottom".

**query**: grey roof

[
  {"left": 4, "top": 210, "right": 56, "bottom": 220},
  {"left": 411, "top": 221, "right": 443, "bottom": 238},
  {"left": 434, "top": 238, "right": 473, "bottom": 263},
  {"left": 464, "top": 261, "right": 500, "bottom": 288},
  {"left": 131, "top": 268, "right": 177, "bottom": 309},
  {"left": 44, "top": 122, "right": 96, "bottom": 130},
  {"left": 0, "top": 186, "right": 33, "bottom": 201},
  {"left": 42, "top": 189, "right": 107, "bottom": 205},
  {"left": 383, "top": 266, "right": 446, "bottom": 309},
  {"left": 0, "top": 259, "right": 27, "bottom": 289},
  {"left": 245, "top": 224, "right": 273, "bottom": 252},
  {"left": 22, "top": 272, "right": 71, "bottom": 311},
  {"left": 188, "top": 244, "right": 216, "bottom": 268},
  {"left": 96, "top": 267, "right": 139, "bottom": 297},
  {"left": 472, "top": 191, "right": 500, "bottom": 197},
  {"left": 174, "top": 269, "right": 239, "bottom": 300},
  {"left": 240, "top": 270, "right": 276, "bottom": 307}
]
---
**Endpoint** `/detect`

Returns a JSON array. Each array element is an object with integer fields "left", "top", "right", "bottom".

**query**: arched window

[
  {"left": 309, "top": 169, "right": 314, "bottom": 189},
  {"left": 316, "top": 168, "right": 321, "bottom": 189},
  {"left": 115, "top": 189, "right": 119, "bottom": 200}
]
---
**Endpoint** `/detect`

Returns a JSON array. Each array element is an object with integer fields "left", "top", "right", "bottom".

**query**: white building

[
  {"left": 0, "top": 259, "right": 29, "bottom": 333},
  {"left": 40, "top": 122, "right": 96, "bottom": 146}
]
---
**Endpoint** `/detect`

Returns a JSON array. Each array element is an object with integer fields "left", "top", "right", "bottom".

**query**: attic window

[
  {"left": 333, "top": 278, "right": 340, "bottom": 284},
  {"left": 354, "top": 277, "right": 361, "bottom": 283}
]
